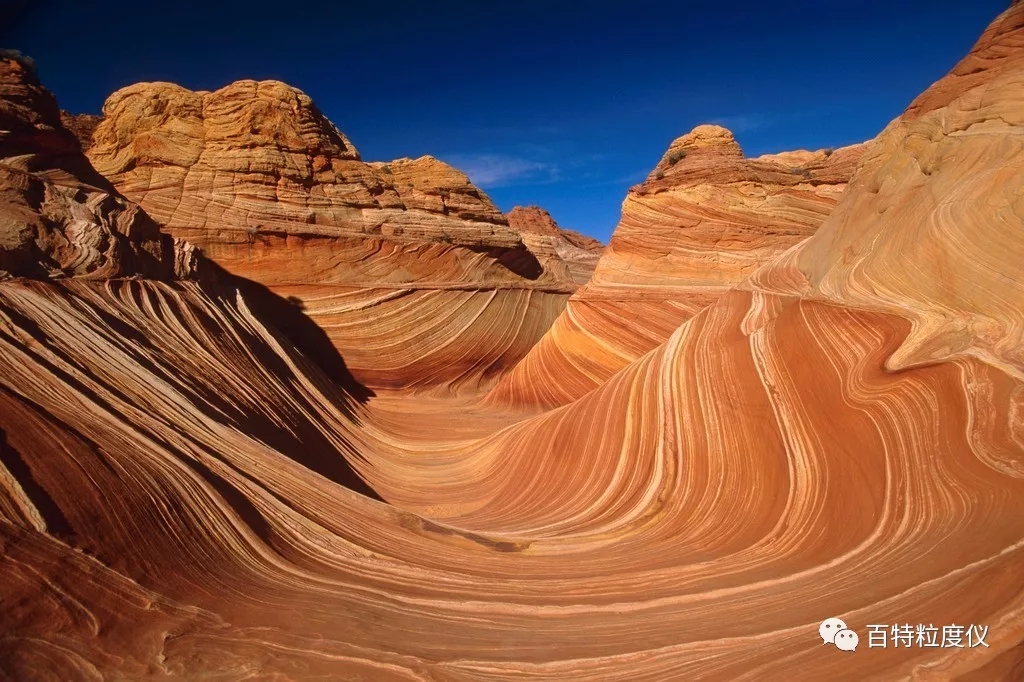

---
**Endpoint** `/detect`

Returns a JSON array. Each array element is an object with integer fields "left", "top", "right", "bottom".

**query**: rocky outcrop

[
  {"left": 0, "top": 57, "right": 189, "bottom": 280},
  {"left": 59, "top": 110, "right": 100, "bottom": 150},
  {"left": 506, "top": 205, "right": 603, "bottom": 286},
  {"left": 3, "top": 4, "right": 1024, "bottom": 680},
  {"left": 488, "top": 124, "right": 866, "bottom": 408},
  {"left": 610, "top": 124, "right": 863, "bottom": 293},
  {"left": 506, "top": 205, "right": 603, "bottom": 250},
  {"left": 84, "top": 79, "right": 591, "bottom": 392},
  {"left": 767, "top": 0, "right": 1024, "bottom": 377},
  {"left": 87, "top": 80, "right": 529, "bottom": 267}
]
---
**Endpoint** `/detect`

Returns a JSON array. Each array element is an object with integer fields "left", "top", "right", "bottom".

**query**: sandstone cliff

[
  {"left": 88, "top": 79, "right": 541, "bottom": 273},
  {"left": 775, "top": 1, "right": 1024, "bottom": 376},
  {"left": 85, "top": 79, "right": 587, "bottom": 392},
  {"left": 488, "top": 124, "right": 866, "bottom": 408},
  {"left": 506, "top": 205, "right": 603, "bottom": 286}
]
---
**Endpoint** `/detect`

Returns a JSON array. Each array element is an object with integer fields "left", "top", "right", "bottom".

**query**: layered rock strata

[
  {"left": 84, "top": 79, "right": 594, "bottom": 391},
  {"left": 488, "top": 125, "right": 866, "bottom": 408},
  {"left": 506, "top": 205, "right": 603, "bottom": 286},
  {"left": 2, "top": 3, "right": 1024, "bottom": 680},
  {"left": 0, "top": 57, "right": 192, "bottom": 280}
]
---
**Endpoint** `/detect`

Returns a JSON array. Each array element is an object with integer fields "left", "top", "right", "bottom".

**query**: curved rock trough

[{"left": 2, "top": 4, "right": 1024, "bottom": 679}]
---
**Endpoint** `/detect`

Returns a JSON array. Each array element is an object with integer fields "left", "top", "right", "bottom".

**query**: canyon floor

[{"left": 3, "top": 3, "right": 1024, "bottom": 680}]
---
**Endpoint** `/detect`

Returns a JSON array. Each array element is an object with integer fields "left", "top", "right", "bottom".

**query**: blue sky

[{"left": 5, "top": 0, "right": 1009, "bottom": 242}]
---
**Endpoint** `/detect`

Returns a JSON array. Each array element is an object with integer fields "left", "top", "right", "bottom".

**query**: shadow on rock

[
  {"left": 196, "top": 260, "right": 383, "bottom": 502},
  {"left": 469, "top": 244, "right": 544, "bottom": 280}
]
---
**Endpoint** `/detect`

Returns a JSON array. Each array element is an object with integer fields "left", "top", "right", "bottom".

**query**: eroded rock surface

[
  {"left": 0, "top": 58, "right": 190, "bottom": 279},
  {"left": 489, "top": 124, "right": 866, "bottom": 408},
  {"left": 506, "top": 205, "right": 603, "bottom": 286},
  {"left": 58, "top": 110, "right": 100, "bottom": 150},
  {"left": 2, "top": 3, "right": 1024, "bottom": 680},
  {"left": 86, "top": 79, "right": 590, "bottom": 391}
]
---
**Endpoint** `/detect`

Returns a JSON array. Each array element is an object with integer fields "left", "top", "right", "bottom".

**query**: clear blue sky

[{"left": 4, "top": 0, "right": 1008, "bottom": 242}]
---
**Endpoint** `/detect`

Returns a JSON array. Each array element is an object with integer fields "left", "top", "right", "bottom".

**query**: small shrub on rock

[{"left": 0, "top": 49, "right": 36, "bottom": 75}]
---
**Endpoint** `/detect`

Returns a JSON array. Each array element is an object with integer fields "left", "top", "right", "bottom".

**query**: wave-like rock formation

[
  {"left": 84, "top": 80, "right": 595, "bottom": 392},
  {"left": 488, "top": 124, "right": 866, "bottom": 408},
  {"left": 3, "top": 2, "right": 1024, "bottom": 679}
]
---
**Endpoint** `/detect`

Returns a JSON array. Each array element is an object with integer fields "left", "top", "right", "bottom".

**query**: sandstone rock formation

[
  {"left": 0, "top": 56, "right": 193, "bottom": 280},
  {"left": 86, "top": 80, "right": 528, "bottom": 259},
  {"left": 778, "top": 4, "right": 1024, "bottom": 377},
  {"left": 488, "top": 124, "right": 866, "bottom": 408},
  {"left": 84, "top": 79, "right": 592, "bottom": 392},
  {"left": 2, "top": 2, "right": 1024, "bottom": 680},
  {"left": 58, "top": 110, "right": 100, "bottom": 149},
  {"left": 506, "top": 205, "right": 603, "bottom": 286}
]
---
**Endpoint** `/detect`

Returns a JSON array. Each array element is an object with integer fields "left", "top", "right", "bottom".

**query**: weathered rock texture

[
  {"left": 488, "top": 124, "right": 866, "bottom": 408},
  {"left": 0, "top": 58, "right": 192, "bottom": 280},
  {"left": 2, "top": 3, "right": 1024, "bottom": 680},
  {"left": 89, "top": 81, "right": 519, "bottom": 250},
  {"left": 84, "top": 80, "right": 591, "bottom": 391},
  {"left": 58, "top": 110, "right": 100, "bottom": 150},
  {"left": 506, "top": 205, "right": 603, "bottom": 286}
]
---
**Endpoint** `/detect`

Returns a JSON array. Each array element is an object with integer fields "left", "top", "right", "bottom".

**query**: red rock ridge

[
  {"left": 84, "top": 79, "right": 582, "bottom": 392},
  {"left": 506, "top": 205, "right": 603, "bottom": 286},
  {"left": 487, "top": 124, "right": 867, "bottom": 409},
  {"left": 86, "top": 80, "right": 529, "bottom": 268},
  {"left": 58, "top": 110, "right": 101, "bottom": 150}
]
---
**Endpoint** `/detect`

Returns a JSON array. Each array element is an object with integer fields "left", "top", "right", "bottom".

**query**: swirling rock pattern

[
  {"left": 776, "top": 1, "right": 1024, "bottom": 378},
  {"left": 488, "top": 125, "right": 866, "bottom": 409},
  {"left": 83, "top": 81, "right": 599, "bottom": 391},
  {"left": 3, "top": 3, "right": 1024, "bottom": 680},
  {"left": 0, "top": 57, "right": 191, "bottom": 280}
]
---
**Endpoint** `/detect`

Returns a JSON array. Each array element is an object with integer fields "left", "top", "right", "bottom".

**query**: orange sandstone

[{"left": 1, "top": 3, "right": 1023, "bottom": 680}]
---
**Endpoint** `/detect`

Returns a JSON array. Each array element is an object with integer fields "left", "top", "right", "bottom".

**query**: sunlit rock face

[
  {"left": 2, "top": 3, "right": 1024, "bottom": 680},
  {"left": 777, "top": 1, "right": 1024, "bottom": 377},
  {"left": 487, "top": 123, "right": 866, "bottom": 409},
  {"left": 506, "top": 205, "right": 604, "bottom": 286},
  {"left": 85, "top": 79, "right": 589, "bottom": 392}
]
